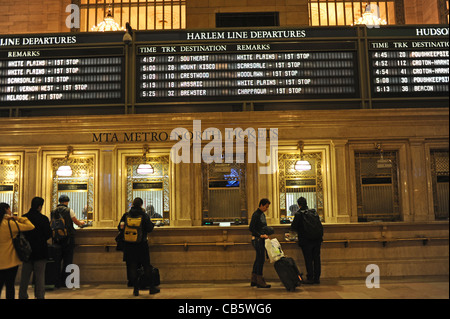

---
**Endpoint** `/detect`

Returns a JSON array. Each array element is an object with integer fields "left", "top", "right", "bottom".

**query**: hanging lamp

[
  {"left": 294, "top": 142, "right": 312, "bottom": 172},
  {"left": 56, "top": 146, "right": 73, "bottom": 177},
  {"left": 137, "top": 146, "right": 154, "bottom": 175}
]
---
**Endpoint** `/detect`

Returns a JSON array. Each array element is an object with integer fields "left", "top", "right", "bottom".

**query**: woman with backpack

[
  {"left": 118, "top": 197, "right": 159, "bottom": 296},
  {"left": 0, "top": 202, "right": 35, "bottom": 299}
]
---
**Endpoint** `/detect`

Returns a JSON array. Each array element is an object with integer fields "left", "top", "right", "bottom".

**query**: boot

[
  {"left": 256, "top": 275, "right": 271, "bottom": 288},
  {"left": 251, "top": 273, "right": 258, "bottom": 287}
]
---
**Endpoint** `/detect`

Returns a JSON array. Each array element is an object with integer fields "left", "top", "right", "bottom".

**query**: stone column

[
  {"left": 409, "top": 138, "right": 432, "bottom": 221},
  {"left": 97, "top": 147, "right": 116, "bottom": 227},
  {"left": 22, "top": 148, "right": 40, "bottom": 215},
  {"left": 331, "top": 140, "right": 351, "bottom": 223}
]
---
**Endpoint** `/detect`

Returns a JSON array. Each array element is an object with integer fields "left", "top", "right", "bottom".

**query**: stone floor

[{"left": 9, "top": 276, "right": 449, "bottom": 300}]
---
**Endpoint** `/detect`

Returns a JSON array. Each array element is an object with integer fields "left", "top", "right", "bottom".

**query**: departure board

[
  {"left": 369, "top": 40, "right": 449, "bottom": 97},
  {"left": 0, "top": 47, "right": 124, "bottom": 105},
  {"left": 136, "top": 41, "right": 359, "bottom": 102}
]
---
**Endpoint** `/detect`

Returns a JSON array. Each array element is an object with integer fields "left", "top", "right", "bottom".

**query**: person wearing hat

[{"left": 50, "top": 194, "right": 85, "bottom": 288}]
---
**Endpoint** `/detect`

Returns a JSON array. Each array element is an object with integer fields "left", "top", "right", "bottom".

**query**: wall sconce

[
  {"left": 137, "top": 145, "right": 154, "bottom": 175},
  {"left": 294, "top": 142, "right": 312, "bottom": 172},
  {"left": 56, "top": 146, "right": 73, "bottom": 177}
]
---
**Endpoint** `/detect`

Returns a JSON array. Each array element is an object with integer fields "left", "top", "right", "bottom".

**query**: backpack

[
  {"left": 51, "top": 207, "right": 68, "bottom": 243},
  {"left": 300, "top": 209, "right": 323, "bottom": 240},
  {"left": 123, "top": 215, "right": 143, "bottom": 243}
]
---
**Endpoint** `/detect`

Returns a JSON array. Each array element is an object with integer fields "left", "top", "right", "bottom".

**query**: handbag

[
  {"left": 8, "top": 219, "right": 32, "bottom": 262},
  {"left": 264, "top": 238, "right": 285, "bottom": 263}
]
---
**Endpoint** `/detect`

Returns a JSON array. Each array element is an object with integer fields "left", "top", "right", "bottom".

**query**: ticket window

[
  {"left": 52, "top": 157, "right": 94, "bottom": 223},
  {"left": 354, "top": 151, "right": 400, "bottom": 222},
  {"left": 0, "top": 157, "right": 20, "bottom": 215},
  {"left": 202, "top": 162, "right": 247, "bottom": 225},
  {"left": 430, "top": 150, "right": 449, "bottom": 220},
  {"left": 278, "top": 153, "right": 324, "bottom": 222},
  {"left": 126, "top": 155, "right": 170, "bottom": 225}
]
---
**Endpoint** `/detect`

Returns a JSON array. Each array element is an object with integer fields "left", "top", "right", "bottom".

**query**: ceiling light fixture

[
  {"left": 56, "top": 146, "right": 73, "bottom": 177},
  {"left": 137, "top": 145, "right": 154, "bottom": 175},
  {"left": 353, "top": 3, "right": 387, "bottom": 27},
  {"left": 294, "top": 142, "right": 312, "bottom": 172},
  {"left": 91, "top": 3, "right": 125, "bottom": 32}
]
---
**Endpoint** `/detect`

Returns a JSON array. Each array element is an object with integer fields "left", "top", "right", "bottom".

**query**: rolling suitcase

[{"left": 274, "top": 257, "right": 303, "bottom": 291}]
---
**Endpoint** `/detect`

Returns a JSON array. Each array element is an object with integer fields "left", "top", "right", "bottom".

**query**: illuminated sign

[
  {"left": 0, "top": 27, "right": 448, "bottom": 109},
  {"left": 136, "top": 30, "right": 360, "bottom": 102},
  {"left": 0, "top": 47, "right": 124, "bottom": 105},
  {"left": 369, "top": 40, "right": 449, "bottom": 97}
]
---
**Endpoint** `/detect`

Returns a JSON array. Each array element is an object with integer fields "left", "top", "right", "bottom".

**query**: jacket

[
  {"left": 23, "top": 209, "right": 52, "bottom": 260},
  {"left": 249, "top": 208, "right": 267, "bottom": 238},
  {"left": 0, "top": 216, "right": 35, "bottom": 270},
  {"left": 291, "top": 206, "right": 323, "bottom": 245},
  {"left": 118, "top": 207, "right": 155, "bottom": 263}
]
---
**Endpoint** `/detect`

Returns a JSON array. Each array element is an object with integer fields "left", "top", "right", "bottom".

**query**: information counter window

[
  {"left": 430, "top": 150, "right": 449, "bottom": 220},
  {"left": 52, "top": 157, "right": 94, "bottom": 222},
  {"left": 202, "top": 162, "right": 247, "bottom": 225},
  {"left": 278, "top": 153, "right": 324, "bottom": 223},
  {"left": 355, "top": 151, "right": 400, "bottom": 222},
  {"left": 126, "top": 155, "right": 169, "bottom": 225},
  {"left": 0, "top": 157, "right": 20, "bottom": 215}
]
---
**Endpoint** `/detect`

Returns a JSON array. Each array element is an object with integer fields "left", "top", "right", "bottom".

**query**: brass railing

[{"left": 78, "top": 236, "right": 449, "bottom": 252}]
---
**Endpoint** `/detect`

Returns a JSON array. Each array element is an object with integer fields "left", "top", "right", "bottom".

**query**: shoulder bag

[{"left": 8, "top": 219, "right": 32, "bottom": 262}]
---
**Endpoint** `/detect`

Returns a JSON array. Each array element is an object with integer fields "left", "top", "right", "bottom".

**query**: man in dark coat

[
  {"left": 291, "top": 197, "right": 323, "bottom": 284},
  {"left": 19, "top": 197, "right": 52, "bottom": 299}
]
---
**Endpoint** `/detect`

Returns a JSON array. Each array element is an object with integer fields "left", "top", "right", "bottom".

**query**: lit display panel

[
  {"left": 136, "top": 41, "right": 359, "bottom": 102},
  {"left": 0, "top": 47, "right": 124, "bottom": 105},
  {"left": 369, "top": 40, "right": 449, "bottom": 97}
]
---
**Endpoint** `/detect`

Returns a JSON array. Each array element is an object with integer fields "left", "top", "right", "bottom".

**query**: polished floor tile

[{"left": 9, "top": 276, "right": 448, "bottom": 300}]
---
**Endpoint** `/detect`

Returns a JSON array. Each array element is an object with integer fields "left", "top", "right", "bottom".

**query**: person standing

[
  {"left": 291, "top": 197, "right": 323, "bottom": 284},
  {"left": 50, "top": 194, "right": 85, "bottom": 288},
  {"left": 0, "top": 202, "right": 35, "bottom": 299},
  {"left": 249, "top": 198, "right": 271, "bottom": 288},
  {"left": 19, "top": 197, "right": 52, "bottom": 299},
  {"left": 118, "top": 197, "right": 159, "bottom": 296}
]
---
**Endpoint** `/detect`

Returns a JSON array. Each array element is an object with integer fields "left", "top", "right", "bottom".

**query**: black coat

[
  {"left": 249, "top": 208, "right": 267, "bottom": 238},
  {"left": 118, "top": 207, "right": 154, "bottom": 263},
  {"left": 23, "top": 209, "right": 52, "bottom": 260}
]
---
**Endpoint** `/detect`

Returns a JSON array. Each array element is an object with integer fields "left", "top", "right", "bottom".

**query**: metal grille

[
  {"left": 278, "top": 152, "right": 323, "bottom": 220},
  {"left": 0, "top": 158, "right": 20, "bottom": 214},
  {"left": 430, "top": 150, "right": 449, "bottom": 220},
  {"left": 308, "top": 0, "right": 396, "bottom": 26},
  {"left": 52, "top": 157, "right": 95, "bottom": 221},
  {"left": 126, "top": 155, "right": 169, "bottom": 221},
  {"left": 202, "top": 162, "right": 247, "bottom": 223},
  {"left": 77, "top": 0, "right": 186, "bottom": 32},
  {"left": 355, "top": 151, "right": 400, "bottom": 222}
]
